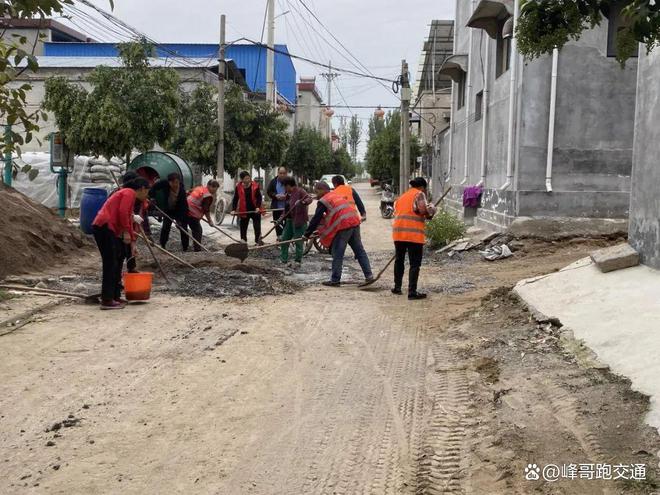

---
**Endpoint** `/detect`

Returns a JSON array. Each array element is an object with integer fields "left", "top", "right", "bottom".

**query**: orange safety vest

[
  {"left": 333, "top": 184, "right": 356, "bottom": 211},
  {"left": 317, "top": 191, "right": 361, "bottom": 248},
  {"left": 392, "top": 188, "right": 426, "bottom": 244},
  {"left": 187, "top": 186, "right": 213, "bottom": 219}
]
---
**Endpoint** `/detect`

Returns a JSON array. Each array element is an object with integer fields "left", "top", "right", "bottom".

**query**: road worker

[
  {"left": 331, "top": 175, "right": 367, "bottom": 221},
  {"left": 280, "top": 176, "right": 313, "bottom": 267},
  {"left": 149, "top": 172, "right": 188, "bottom": 250},
  {"left": 185, "top": 179, "right": 219, "bottom": 252},
  {"left": 92, "top": 177, "right": 150, "bottom": 310},
  {"left": 392, "top": 177, "right": 436, "bottom": 300},
  {"left": 232, "top": 171, "right": 265, "bottom": 245},
  {"left": 304, "top": 181, "right": 373, "bottom": 287}
]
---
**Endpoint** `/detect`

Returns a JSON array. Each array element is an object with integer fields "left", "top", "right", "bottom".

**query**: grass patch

[
  {"left": 0, "top": 289, "right": 16, "bottom": 302},
  {"left": 425, "top": 208, "right": 467, "bottom": 249}
]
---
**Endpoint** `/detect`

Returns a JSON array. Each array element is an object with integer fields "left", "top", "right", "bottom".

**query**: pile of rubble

[{"left": 436, "top": 232, "right": 521, "bottom": 262}]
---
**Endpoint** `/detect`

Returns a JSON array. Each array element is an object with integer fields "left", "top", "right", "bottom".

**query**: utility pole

[
  {"left": 320, "top": 61, "right": 339, "bottom": 145},
  {"left": 217, "top": 14, "right": 226, "bottom": 189},
  {"left": 266, "top": 0, "right": 275, "bottom": 106},
  {"left": 263, "top": 0, "right": 276, "bottom": 187},
  {"left": 400, "top": 59, "right": 411, "bottom": 193}
]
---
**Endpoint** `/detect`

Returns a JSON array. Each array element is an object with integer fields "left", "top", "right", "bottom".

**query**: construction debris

[
  {"left": 590, "top": 243, "right": 640, "bottom": 273},
  {"left": 480, "top": 244, "right": 513, "bottom": 261}
]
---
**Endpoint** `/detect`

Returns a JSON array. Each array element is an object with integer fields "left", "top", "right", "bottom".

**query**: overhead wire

[{"left": 252, "top": 0, "right": 268, "bottom": 91}]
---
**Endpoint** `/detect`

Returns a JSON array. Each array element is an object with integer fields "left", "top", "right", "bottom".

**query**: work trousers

[
  {"left": 280, "top": 220, "right": 307, "bottom": 263},
  {"left": 272, "top": 209, "right": 285, "bottom": 238},
  {"left": 393, "top": 241, "right": 424, "bottom": 295},
  {"left": 239, "top": 213, "right": 262, "bottom": 243},
  {"left": 182, "top": 217, "right": 203, "bottom": 252},
  {"left": 93, "top": 225, "right": 124, "bottom": 302},
  {"left": 160, "top": 213, "right": 185, "bottom": 251},
  {"left": 330, "top": 227, "right": 373, "bottom": 283}
]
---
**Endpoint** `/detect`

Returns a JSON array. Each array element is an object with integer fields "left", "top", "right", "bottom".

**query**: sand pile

[{"left": 0, "top": 183, "right": 90, "bottom": 280}]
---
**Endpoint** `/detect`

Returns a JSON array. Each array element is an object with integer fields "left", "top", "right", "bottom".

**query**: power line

[
  {"left": 332, "top": 78, "right": 353, "bottom": 117},
  {"left": 243, "top": 39, "right": 396, "bottom": 83},
  {"left": 253, "top": 1, "right": 268, "bottom": 91}
]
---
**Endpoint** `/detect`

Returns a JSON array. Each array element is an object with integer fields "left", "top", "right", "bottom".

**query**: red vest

[
  {"left": 317, "top": 191, "right": 361, "bottom": 248},
  {"left": 187, "top": 186, "right": 213, "bottom": 219},
  {"left": 392, "top": 188, "right": 426, "bottom": 244},
  {"left": 236, "top": 182, "right": 264, "bottom": 218}
]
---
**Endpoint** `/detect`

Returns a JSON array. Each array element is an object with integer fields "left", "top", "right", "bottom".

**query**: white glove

[{"left": 133, "top": 214, "right": 144, "bottom": 225}]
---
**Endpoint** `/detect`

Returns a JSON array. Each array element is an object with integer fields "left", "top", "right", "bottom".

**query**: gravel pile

[{"left": 165, "top": 267, "right": 300, "bottom": 298}]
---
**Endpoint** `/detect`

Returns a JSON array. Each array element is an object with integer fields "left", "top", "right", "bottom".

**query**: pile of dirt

[{"left": 0, "top": 184, "right": 90, "bottom": 280}]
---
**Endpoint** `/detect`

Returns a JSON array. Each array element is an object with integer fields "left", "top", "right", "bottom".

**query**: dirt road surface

[{"left": 2, "top": 184, "right": 659, "bottom": 494}]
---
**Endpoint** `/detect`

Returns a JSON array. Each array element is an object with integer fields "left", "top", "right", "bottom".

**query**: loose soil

[
  {"left": 0, "top": 184, "right": 91, "bottom": 280},
  {"left": 1, "top": 184, "right": 657, "bottom": 494}
]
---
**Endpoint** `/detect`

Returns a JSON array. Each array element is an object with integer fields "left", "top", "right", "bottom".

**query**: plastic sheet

[{"left": 0, "top": 153, "right": 128, "bottom": 209}]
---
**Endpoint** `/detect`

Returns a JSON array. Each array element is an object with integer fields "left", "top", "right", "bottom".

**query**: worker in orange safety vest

[
  {"left": 331, "top": 175, "right": 367, "bottom": 220},
  {"left": 392, "top": 177, "right": 436, "bottom": 300},
  {"left": 304, "top": 181, "right": 373, "bottom": 287}
]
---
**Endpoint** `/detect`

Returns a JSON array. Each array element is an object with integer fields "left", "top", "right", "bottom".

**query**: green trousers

[{"left": 280, "top": 219, "right": 307, "bottom": 263}]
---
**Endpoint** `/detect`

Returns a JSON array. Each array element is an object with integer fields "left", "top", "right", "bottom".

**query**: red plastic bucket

[{"left": 123, "top": 272, "right": 153, "bottom": 301}]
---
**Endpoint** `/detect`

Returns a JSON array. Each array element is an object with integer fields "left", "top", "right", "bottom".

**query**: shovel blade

[{"left": 225, "top": 243, "right": 249, "bottom": 261}]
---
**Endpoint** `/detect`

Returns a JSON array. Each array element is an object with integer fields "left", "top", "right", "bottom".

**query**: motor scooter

[{"left": 380, "top": 183, "right": 395, "bottom": 219}]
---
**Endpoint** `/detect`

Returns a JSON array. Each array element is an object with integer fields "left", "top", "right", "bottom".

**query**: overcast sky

[{"left": 65, "top": 0, "right": 456, "bottom": 158}]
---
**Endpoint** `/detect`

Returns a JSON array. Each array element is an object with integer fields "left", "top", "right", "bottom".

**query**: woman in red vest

[
  {"left": 392, "top": 177, "right": 436, "bottom": 300},
  {"left": 92, "top": 177, "right": 150, "bottom": 310},
  {"left": 231, "top": 171, "right": 265, "bottom": 245}
]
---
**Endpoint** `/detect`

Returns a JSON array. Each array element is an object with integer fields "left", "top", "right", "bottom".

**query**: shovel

[
  {"left": 225, "top": 236, "right": 313, "bottom": 262},
  {"left": 0, "top": 285, "right": 101, "bottom": 304},
  {"left": 148, "top": 201, "right": 211, "bottom": 253},
  {"left": 260, "top": 199, "right": 302, "bottom": 240},
  {"left": 202, "top": 218, "right": 242, "bottom": 243},
  {"left": 358, "top": 186, "right": 453, "bottom": 289}
]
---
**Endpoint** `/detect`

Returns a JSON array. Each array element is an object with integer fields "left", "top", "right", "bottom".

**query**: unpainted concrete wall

[
  {"left": 629, "top": 48, "right": 660, "bottom": 269},
  {"left": 442, "top": 0, "right": 637, "bottom": 230}
]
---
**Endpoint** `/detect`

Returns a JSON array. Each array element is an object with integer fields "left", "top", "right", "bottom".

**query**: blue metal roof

[{"left": 43, "top": 42, "right": 297, "bottom": 103}]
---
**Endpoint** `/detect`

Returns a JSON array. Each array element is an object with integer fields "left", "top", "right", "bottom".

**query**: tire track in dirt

[
  {"left": 416, "top": 342, "right": 470, "bottom": 494},
  {"left": 535, "top": 377, "right": 607, "bottom": 461},
  {"left": 305, "top": 312, "right": 398, "bottom": 494}
]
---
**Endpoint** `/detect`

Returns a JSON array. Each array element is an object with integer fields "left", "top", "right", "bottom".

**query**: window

[
  {"left": 475, "top": 91, "right": 483, "bottom": 121},
  {"left": 457, "top": 71, "right": 466, "bottom": 110},
  {"left": 496, "top": 18, "right": 512, "bottom": 78},
  {"left": 607, "top": 1, "right": 639, "bottom": 58}
]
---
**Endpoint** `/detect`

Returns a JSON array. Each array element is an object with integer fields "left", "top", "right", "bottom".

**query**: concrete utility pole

[
  {"left": 400, "top": 59, "right": 411, "bottom": 193},
  {"left": 217, "top": 14, "right": 226, "bottom": 188},
  {"left": 320, "top": 61, "right": 339, "bottom": 144},
  {"left": 266, "top": 0, "right": 275, "bottom": 106}
]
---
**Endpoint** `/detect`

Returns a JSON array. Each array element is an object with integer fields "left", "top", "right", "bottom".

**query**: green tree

[
  {"left": 43, "top": 41, "right": 179, "bottom": 162},
  {"left": 365, "top": 111, "right": 420, "bottom": 191},
  {"left": 517, "top": 0, "right": 660, "bottom": 65},
  {"left": 0, "top": 0, "right": 113, "bottom": 156},
  {"left": 167, "top": 83, "right": 289, "bottom": 177},
  {"left": 331, "top": 146, "right": 357, "bottom": 178},
  {"left": 284, "top": 126, "right": 332, "bottom": 183},
  {"left": 367, "top": 114, "right": 385, "bottom": 141},
  {"left": 347, "top": 115, "right": 362, "bottom": 163}
]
